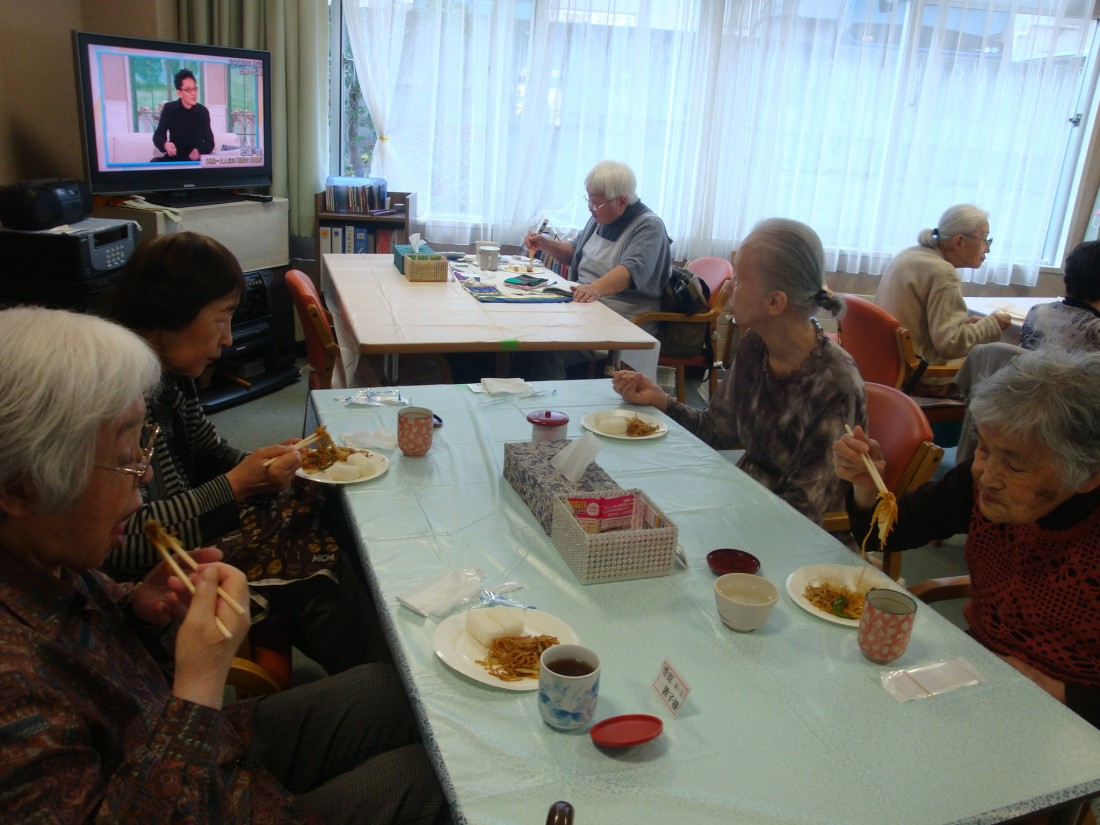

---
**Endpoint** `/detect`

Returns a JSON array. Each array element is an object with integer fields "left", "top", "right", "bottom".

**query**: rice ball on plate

[
  {"left": 466, "top": 606, "right": 524, "bottom": 647},
  {"left": 346, "top": 451, "right": 374, "bottom": 467},
  {"left": 327, "top": 461, "right": 362, "bottom": 481},
  {"left": 600, "top": 415, "right": 628, "bottom": 435}
]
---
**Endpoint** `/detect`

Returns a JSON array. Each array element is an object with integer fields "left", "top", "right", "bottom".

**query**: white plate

[
  {"left": 295, "top": 452, "right": 389, "bottom": 485},
  {"left": 785, "top": 563, "right": 906, "bottom": 627},
  {"left": 432, "top": 610, "right": 578, "bottom": 691},
  {"left": 581, "top": 409, "right": 668, "bottom": 440}
]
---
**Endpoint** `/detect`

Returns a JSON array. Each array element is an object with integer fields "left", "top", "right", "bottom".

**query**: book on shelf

[
  {"left": 353, "top": 226, "right": 370, "bottom": 253},
  {"left": 325, "top": 176, "right": 388, "bottom": 213},
  {"left": 330, "top": 225, "right": 344, "bottom": 253},
  {"left": 319, "top": 225, "right": 332, "bottom": 254},
  {"left": 375, "top": 228, "right": 394, "bottom": 253}
]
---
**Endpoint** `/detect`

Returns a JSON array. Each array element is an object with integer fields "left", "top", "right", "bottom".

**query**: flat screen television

[{"left": 73, "top": 31, "right": 273, "bottom": 206}]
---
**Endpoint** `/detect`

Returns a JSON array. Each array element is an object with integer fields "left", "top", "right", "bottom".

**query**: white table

[
  {"left": 311, "top": 381, "right": 1100, "bottom": 825},
  {"left": 965, "top": 296, "right": 1057, "bottom": 346},
  {"left": 321, "top": 254, "right": 659, "bottom": 384}
]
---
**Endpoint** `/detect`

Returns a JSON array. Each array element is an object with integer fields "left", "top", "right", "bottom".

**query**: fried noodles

[
  {"left": 625, "top": 415, "right": 659, "bottom": 437},
  {"left": 299, "top": 426, "right": 368, "bottom": 473},
  {"left": 475, "top": 634, "right": 559, "bottom": 681},
  {"left": 860, "top": 491, "right": 898, "bottom": 558},
  {"left": 803, "top": 582, "right": 867, "bottom": 620}
]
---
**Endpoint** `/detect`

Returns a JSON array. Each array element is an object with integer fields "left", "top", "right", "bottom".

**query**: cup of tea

[
  {"left": 477, "top": 244, "right": 500, "bottom": 271},
  {"left": 713, "top": 572, "right": 778, "bottom": 632},
  {"left": 857, "top": 588, "right": 917, "bottom": 664},
  {"left": 538, "top": 644, "right": 600, "bottom": 731},
  {"left": 397, "top": 407, "right": 434, "bottom": 457}
]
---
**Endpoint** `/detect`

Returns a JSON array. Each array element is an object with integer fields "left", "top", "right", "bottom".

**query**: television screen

[{"left": 73, "top": 31, "right": 273, "bottom": 204}]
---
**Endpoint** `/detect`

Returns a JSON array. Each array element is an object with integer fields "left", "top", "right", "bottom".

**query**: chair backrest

[
  {"left": 285, "top": 269, "right": 339, "bottom": 391},
  {"left": 865, "top": 382, "right": 945, "bottom": 579},
  {"left": 839, "top": 295, "right": 906, "bottom": 388},
  {"left": 686, "top": 256, "right": 734, "bottom": 303}
]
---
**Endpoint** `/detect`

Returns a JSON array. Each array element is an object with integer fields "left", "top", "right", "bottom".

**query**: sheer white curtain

[{"left": 343, "top": 0, "right": 1097, "bottom": 285}]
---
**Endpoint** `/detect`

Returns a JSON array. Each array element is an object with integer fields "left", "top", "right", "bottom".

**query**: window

[{"left": 334, "top": 0, "right": 1100, "bottom": 284}]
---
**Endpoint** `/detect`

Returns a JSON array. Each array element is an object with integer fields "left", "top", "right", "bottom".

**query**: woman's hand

[
  {"left": 171, "top": 563, "right": 251, "bottom": 709},
  {"left": 225, "top": 445, "right": 302, "bottom": 502},
  {"left": 999, "top": 654, "right": 1066, "bottom": 703},
  {"left": 130, "top": 546, "right": 225, "bottom": 626},
  {"left": 611, "top": 370, "right": 669, "bottom": 411},
  {"left": 991, "top": 309, "right": 1012, "bottom": 331},
  {"left": 832, "top": 426, "right": 884, "bottom": 510},
  {"left": 571, "top": 283, "right": 601, "bottom": 303}
]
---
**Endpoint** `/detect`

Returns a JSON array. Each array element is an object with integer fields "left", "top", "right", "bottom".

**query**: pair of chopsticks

[
  {"left": 261, "top": 431, "right": 322, "bottom": 467},
  {"left": 145, "top": 520, "right": 247, "bottom": 640},
  {"left": 845, "top": 425, "right": 888, "bottom": 496}
]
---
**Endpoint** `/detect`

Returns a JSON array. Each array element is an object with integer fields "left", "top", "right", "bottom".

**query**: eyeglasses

[
  {"left": 964, "top": 234, "right": 993, "bottom": 249},
  {"left": 585, "top": 195, "right": 616, "bottom": 211},
  {"left": 179, "top": 86, "right": 199, "bottom": 93},
  {"left": 94, "top": 423, "right": 159, "bottom": 480}
]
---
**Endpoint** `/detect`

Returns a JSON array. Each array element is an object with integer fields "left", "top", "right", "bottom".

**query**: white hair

[
  {"left": 0, "top": 307, "right": 161, "bottom": 512},
  {"left": 584, "top": 160, "right": 639, "bottom": 204},
  {"left": 918, "top": 204, "right": 989, "bottom": 248}
]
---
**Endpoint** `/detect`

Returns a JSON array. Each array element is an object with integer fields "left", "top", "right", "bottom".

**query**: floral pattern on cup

[
  {"left": 538, "top": 644, "right": 600, "bottom": 731},
  {"left": 858, "top": 588, "right": 917, "bottom": 664},
  {"left": 398, "top": 407, "right": 433, "bottom": 457}
]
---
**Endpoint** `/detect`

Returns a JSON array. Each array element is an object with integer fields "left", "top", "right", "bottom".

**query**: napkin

[
  {"left": 397, "top": 568, "right": 485, "bottom": 617},
  {"left": 343, "top": 429, "right": 398, "bottom": 451},
  {"left": 408, "top": 232, "right": 424, "bottom": 253},
  {"left": 479, "top": 377, "right": 537, "bottom": 395},
  {"left": 550, "top": 432, "right": 601, "bottom": 482}
]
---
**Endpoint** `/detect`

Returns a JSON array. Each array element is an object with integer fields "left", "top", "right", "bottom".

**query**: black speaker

[{"left": 0, "top": 179, "right": 93, "bottom": 231}]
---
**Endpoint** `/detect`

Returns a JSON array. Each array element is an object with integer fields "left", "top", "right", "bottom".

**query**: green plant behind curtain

[{"left": 177, "top": 0, "right": 327, "bottom": 238}]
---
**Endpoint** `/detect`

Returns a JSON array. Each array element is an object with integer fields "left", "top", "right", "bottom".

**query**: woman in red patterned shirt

[{"left": 834, "top": 347, "right": 1100, "bottom": 728}]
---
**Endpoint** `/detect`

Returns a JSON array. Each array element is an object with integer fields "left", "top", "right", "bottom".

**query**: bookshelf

[{"left": 314, "top": 191, "right": 417, "bottom": 261}]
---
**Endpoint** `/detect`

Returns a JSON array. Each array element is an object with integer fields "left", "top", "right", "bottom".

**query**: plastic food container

[{"left": 528, "top": 410, "right": 569, "bottom": 442}]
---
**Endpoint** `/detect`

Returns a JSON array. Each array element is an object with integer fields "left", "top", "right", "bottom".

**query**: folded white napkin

[
  {"left": 397, "top": 568, "right": 485, "bottom": 617},
  {"left": 479, "top": 377, "right": 536, "bottom": 395},
  {"left": 550, "top": 432, "right": 601, "bottom": 482},
  {"left": 343, "top": 430, "right": 398, "bottom": 451}
]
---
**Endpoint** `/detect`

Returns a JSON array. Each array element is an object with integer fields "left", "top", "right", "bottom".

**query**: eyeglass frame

[
  {"left": 963, "top": 234, "right": 993, "bottom": 249},
  {"left": 179, "top": 85, "right": 200, "bottom": 93},
  {"left": 584, "top": 194, "right": 622, "bottom": 212},
  {"left": 94, "top": 423, "right": 159, "bottom": 479}
]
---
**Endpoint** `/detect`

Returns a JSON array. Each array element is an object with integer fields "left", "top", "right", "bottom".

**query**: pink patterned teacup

[
  {"left": 857, "top": 588, "right": 917, "bottom": 664},
  {"left": 397, "top": 407, "right": 433, "bottom": 457}
]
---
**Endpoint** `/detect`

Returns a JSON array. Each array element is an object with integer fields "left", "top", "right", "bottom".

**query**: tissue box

[
  {"left": 403, "top": 253, "right": 448, "bottom": 282},
  {"left": 503, "top": 440, "right": 622, "bottom": 535},
  {"left": 550, "top": 489, "right": 678, "bottom": 584},
  {"left": 393, "top": 243, "right": 435, "bottom": 274}
]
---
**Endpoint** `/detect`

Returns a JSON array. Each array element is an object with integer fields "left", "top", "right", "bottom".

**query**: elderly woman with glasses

[
  {"left": 874, "top": 203, "right": 1011, "bottom": 395},
  {"left": 834, "top": 348, "right": 1100, "bottom": 729},
  {"left": 106, "top": 231, "right": 385, "bottom": 677},
  {"left": 518, "top": 159, "right": 672, "bottom": 379},
  {"left": 0, "top": 307, "right": 448, "bottom": 823}
]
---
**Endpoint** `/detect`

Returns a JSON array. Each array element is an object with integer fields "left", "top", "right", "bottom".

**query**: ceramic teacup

[
  {"left": 397, "top": 407, "right": 433, "bottom": 456},
  {"left": 538, "top": 644, "right": 600, "bottom": 731},
  {"left": 714, "top": 572, "right": 778, "bottom": 632},
  {"left": 858, "top": 588, "right": 917, "bottom": 664}
]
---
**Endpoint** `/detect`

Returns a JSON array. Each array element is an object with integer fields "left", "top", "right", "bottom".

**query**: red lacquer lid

[
  {"left": 590, "top": 714, "right": 663, "bottom": 748},
  {"left": 527, "top": 410, "right": 570, "bottom": 427}
]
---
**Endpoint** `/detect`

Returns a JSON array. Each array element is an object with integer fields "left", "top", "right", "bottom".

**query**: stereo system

[{"left": 0, "top": 179, "right": 93, "bottom": 231}]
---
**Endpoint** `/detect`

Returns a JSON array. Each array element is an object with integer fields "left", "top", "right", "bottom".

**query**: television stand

[{"left": 144, "top": 189, "right": 250, "bottom": 208}]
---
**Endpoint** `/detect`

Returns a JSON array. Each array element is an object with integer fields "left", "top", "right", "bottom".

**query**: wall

[{"left": 0, "top": 0, "right": 175, "bottom": 185}]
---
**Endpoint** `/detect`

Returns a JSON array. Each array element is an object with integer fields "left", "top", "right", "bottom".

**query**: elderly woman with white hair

[
  {"left": 613, "top": 218, "right": 867, "bottom": 523},
  {"left": 835, "top": 347, "right": 1100, "bottom": 729},
  {"left": 519, "top": 159, "right": 672, "bottom": 379},
  {"left": 874, "top": 203, "right": 1011, "bottom": 393},
  {"left": 0, "top": 307, "right": 448, "bottom": 823}
]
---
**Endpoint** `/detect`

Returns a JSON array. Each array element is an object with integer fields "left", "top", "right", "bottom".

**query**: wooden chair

[
  {"left": 838, "top": 294, "right": 967, "bottom": 434},
  {"left": 285, "top": 269, "right": 343, "bottom": 391},
  {"left": 822, "top": 382, "right": 944, "bottom": 580},
  {"left": 631, "top": 256, "right": 734, "bottom": 402},
  {"left": 226, "top": 631, "right": 290, "bottom": 701}
]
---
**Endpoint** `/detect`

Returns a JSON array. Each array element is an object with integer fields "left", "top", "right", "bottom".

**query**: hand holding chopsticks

[
  {"left": 844, "top": 425, "right": 888, "bottom": 496},
  {"left": 261, "top": 431, "right": 322, "bottom": 468},
  {"left": 144, "top": 520, "right": 247, "bottom": 640}
]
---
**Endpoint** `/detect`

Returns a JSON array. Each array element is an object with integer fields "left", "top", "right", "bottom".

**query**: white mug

[
  {"left": 477, "top": 244, "right": 501, "bottom": 271},
  {"left": 538, "top": 644, "right": 600, "bottom": 731}
]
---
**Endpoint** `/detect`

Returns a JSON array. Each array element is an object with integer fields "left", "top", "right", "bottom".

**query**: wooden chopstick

[
  {"left": 153, "top": 542, "right": 233, "bottom": 640},
  {"left": 261, "top": 431, "right": 322, "bottom": 467},
  {"left": 845, "top": 425, "right": 888, "bottom": 496},
  {"left": 156, "top": 530, "right": 248, "bottom": 617}
]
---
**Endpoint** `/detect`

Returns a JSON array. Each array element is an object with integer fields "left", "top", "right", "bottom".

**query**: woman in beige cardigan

[{"left": 874, "top": 203, "right": 1011, "bottom": 394}]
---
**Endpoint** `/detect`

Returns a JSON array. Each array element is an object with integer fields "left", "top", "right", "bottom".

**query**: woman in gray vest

[{"left": 519, "top": 159, "right": 672, "bottom": 379}]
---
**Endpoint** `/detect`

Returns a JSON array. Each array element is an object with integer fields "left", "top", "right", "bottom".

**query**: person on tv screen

[{"left": 152, "top": 68, "right": 215, "bottom": 162}]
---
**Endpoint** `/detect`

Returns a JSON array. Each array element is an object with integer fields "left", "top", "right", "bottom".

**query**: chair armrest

[
  {"left": 909, "top": 575, "right": 971, "bottom": 603},
  {"left": 821, "top": 511, "right": 850, "bottom": 533},
  {"left": 631, "top": 309, "right": 719, "bottom": 326}
]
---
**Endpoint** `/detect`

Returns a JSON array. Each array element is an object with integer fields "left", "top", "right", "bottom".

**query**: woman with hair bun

[
  {"left": 612, "top": 218, "right": 866, "bottom": 523},
  {"left": 875, "top": 204, "right": 1011, "bottom": 393}
]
